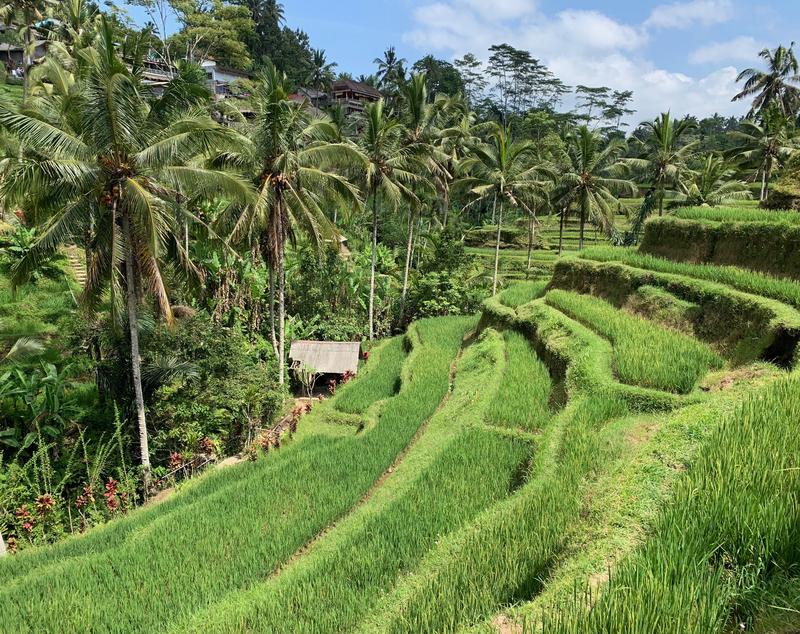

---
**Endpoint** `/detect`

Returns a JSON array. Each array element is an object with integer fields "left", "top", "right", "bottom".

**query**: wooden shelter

[{"left": 289, "top": 341, "right": 360, "bottom": 375}]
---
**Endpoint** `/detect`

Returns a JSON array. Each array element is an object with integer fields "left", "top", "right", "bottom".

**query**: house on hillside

[
  {"left": 289, "top": 87, "right": 329, "bottom": 110},
  {"left": 331, "top": 79, "right": 381, "bottom": 115},
  {"left": 0, "top": 40, "right": 46, "bottom": 69},
  {"left": 200, "top": 60, "right": 253, "bottom": 99}
]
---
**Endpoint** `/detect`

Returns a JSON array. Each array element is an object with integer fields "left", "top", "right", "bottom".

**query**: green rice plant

[
  {"left": 498, "top": 280, "right": 550, "bottom": 308},
  {"left": 545, "top": 289, "right": 724, "bottom": 394},
  {"left": 553, "top": 255, "right": 800, "bottom": 366},
  {"left": 482, "top": 296, "right": 687, "bottom": 411},
  {"left": 485, "top": 330, "right": 552, "bottom": 431},
  {"left": 639, "top": 215, "right": 800, "bottom": 279},
  {"left": 355, "top": 394, "right": 629, "bottom": 634},
  {"left": 0, "top": 316, "right": 474, "bottom": 634},
  {"left": 333, "top": 335, "right": 406, "bottom": 414},
  {"left": 536, "top": 373, "right": 800, "bottom": 634},
  {"left": 672, "top": 206, "right": 800, "bottom": 225},
  {"left": 582, "top": 245, "right": 800, "bottom": 312},
  {"left": 167, "top": 328, "right": 530, "bottom": 633}
]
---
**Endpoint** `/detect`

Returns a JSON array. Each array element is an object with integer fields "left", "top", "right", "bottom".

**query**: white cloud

[
  {"left": 689, "top": 36, "right": 763, "bottom": 64},
  {"left": 644, "top": 0, "right": 734, "bottom": 30},
  {"left": 404, "top": 0, "right": 748, "bottom": 122}
]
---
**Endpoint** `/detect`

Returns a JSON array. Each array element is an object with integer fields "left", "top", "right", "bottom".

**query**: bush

[{"left": 144, "top": 313, "right": 284, "bottom": 460}]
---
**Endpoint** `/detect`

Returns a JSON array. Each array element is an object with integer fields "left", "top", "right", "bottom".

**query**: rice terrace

[{"left": 1, "top": 0, "right": 800, "bottom": 632}]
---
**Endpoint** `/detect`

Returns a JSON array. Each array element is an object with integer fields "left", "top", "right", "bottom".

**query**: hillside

[{"left": 1, "top": 208, "right": 799, "bottom": 633}]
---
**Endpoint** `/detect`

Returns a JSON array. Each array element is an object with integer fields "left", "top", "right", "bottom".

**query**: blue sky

[{"left": 126, "top": 0, "right": 800, "bottom": 120}]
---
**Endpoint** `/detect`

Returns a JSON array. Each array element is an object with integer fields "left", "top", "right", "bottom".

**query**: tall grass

[
  {"left": 0, "top": 316, "right": 474, "bottom": 634},
  {"left": 582, "top": 245, "right": 800, "bottom": 311},
  {"left": 672, "top": 206, "right": 800, "bottom": 225},
  {"left": 169, "top": 328, "right": 530, "bottom": 633},
  {"left": 334, "top": 335, "right": 406, "bottom": 414},
  {"left": 545, "top": 289, "right": 724, "bottom": 393},
  {"left": 498, "top": 280, "right": 550, "bottom": 308},
  {"left": 356, "top": 395, "right": 629, "bottom": 633},
  {"left": 537, "top": 373, "right": 800, "bottom": 633},
  {"left": 486, "top": 330, "right": 552, "bottom": 431}
]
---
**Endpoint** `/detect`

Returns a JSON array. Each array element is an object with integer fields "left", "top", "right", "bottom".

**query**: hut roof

[{"left": 289, "top": 341, "right": 360, "bottom": 375}]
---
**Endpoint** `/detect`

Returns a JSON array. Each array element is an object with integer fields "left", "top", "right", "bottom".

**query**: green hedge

[{"left": 640, "top": 216, "right": 800, "bottom": 278}]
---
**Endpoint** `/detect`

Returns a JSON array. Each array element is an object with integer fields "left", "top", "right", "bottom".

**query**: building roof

[
  {"left": 331, "top": 79, "right": 381, "bottom": 100},
  {"left": 289, "top": 341, "right": 360, "bottom": 375}
]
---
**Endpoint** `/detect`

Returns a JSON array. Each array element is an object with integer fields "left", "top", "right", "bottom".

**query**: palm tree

[
  {"left": 1, "top": 21, "right": 250, "bottom": 481},
  {"left": 398, "top": 73, "right": 438, "bottom": 320},
  {"left": 216, "top": 64, "right": 362, "bottom": 379},
  {"left": 554, "top": 126, "right": 635, "bottom": 250},
  {"left": 0, "top": 0, "right": 53, "bottom": 102},
  {"left": 685, "top": 154, "right": 752, "bottom": 206},
  {"left": 733, "top": 43, "right": 800, "bottom": 119},
  {"left": 356, "top": 99, "right": 426, "bottom": 339},
  {"left": 628, "top": 112, "right": 697, "bottom": 216},
  {"left": 455, "top": 124, "right": 550, "bottom": 294},
  {"left": 374, "top": 46, "right": 406, "bottom": 95},
  {"left": 730, "top": 106, "right": 800, "bottom": 202},
  {"left": 307, "top": 48, "right": 336, "bottom": 92}
]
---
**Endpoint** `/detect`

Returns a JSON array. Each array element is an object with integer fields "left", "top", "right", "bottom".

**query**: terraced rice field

[{"left": 3, "top": 209, "right": 800, "bottom": 634}]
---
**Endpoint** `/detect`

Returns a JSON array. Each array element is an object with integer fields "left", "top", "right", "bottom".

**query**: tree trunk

[
  {"left": 559, "top": 209, "right": 565, "bottom": 255},
  {"left": 268, "top": 266, "right": 278, "bottom": 359},
  {"left": 442, "top": 187, "right": 450, "bottom": 228},
  {"left": 121, "top": 209, "right": 151, "bottom": 490},
  {"left": 526, "top": 210, "right": 535, "bottom": 274},
  {"left": 579, "top": 203, "right": 586, "bottom": 250},
  {"left": 277, "top": 252, "right": 285, "bottom": 385},
  {"left": 763, "top": 157, "right": 773, "bottom": 203},
  {"left": 22, "top": 10, "right": 31, "bottom": 104},
  {"left": 399, "top": 208, "right": 414, "bottom": 323},
  {"left": 658, "top": 189, "right": 664, "bottom": 217},
  {"left": 368, "top": 192, "right": 378, "bottom": 341},
  {"left": 492, "top": 197, "right": 503, "bottom": 295}
]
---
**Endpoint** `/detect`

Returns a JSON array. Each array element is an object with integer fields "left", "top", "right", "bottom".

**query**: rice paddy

[
  {"left": 545, "top": 289, "right": 724, "bottom": 393},
  {"left": 4, "top": 215, "right": 799, "bottom": 634}
]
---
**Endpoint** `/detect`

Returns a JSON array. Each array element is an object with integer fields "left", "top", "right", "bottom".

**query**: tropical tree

[
  {"left": 628, "top": 112, "right": 697, "bottom": 216},
  {"left": 398, "top": 73, "right": 438, "bottom": 320},
  {"left": 356, "top": 99, "right": 426, "bottom": 339},
  {"left": 307, "top": 48, "right": 336, "bottom": 91},
  {"left": 554, "top": 126, "right": 635, "bottom": 250},
  {"left": 0, "top": 0, "right": 54, "bottom": 102},
  {"left": 0, "top": 21, "right": 250, "bottom": 482},
  {"left": 733, "top": 43, "right": 800, "bottom": 120},
  {"left": 216, "top": 64, "right": 362, "bottom": 378},
  {"left": 455, "top": 124, "right": 550, "bottom": 294},
  {"left": 685, "top": 154, "right": 752, "bottom": 206},
  {"left": 374, "top": 45, "right": 406, "bottom": 95},
  {"left": 730, "top": 106, "right": 800, "bottom": 202}
]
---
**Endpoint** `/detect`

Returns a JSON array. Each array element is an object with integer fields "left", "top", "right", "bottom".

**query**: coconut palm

[
  {"left": 307, "top": 48, "right": 336, "bottom": 92},
  {"left": 733, "top": 43, "right": 800, "bottom": 120},
  {"left": 554, "top": 126, "right": 635, "bottom": 250},
  {"left": 730, "top": 106, "right": 800, "bottom": 202},
  {"left": 356, "top": 99, "right": 427, "bottom": 339},
  {"left": 685, "top": 154, "right": 752, "bottom": 206},
  {"left": 0, "top": 20, "right": 251, "bottom": 480},
  {"left": 0, "top": 0, "right": 54, "bottom": 102},
  {"left": 397, "top": 73, "right": 439, "bottom": 320},
  {"left": 455, "top": 124, "right": 550, "bottom": 294},
  {"left": 215, "top": 64, "right": 363, "bottom": 379},
  {"left": 628, "top": 112, "right": 697, "bottom": 216},
  {"left": 374, "top": 46, "right": 406, "bottom": 95}
]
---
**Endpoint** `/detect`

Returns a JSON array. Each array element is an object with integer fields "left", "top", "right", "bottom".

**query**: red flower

[
  {"left": 22, "top": 522, "right": 34, "bottom": 532},
  {"left": 15, "top": 505, "right": 30, "bottom": 520}
]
